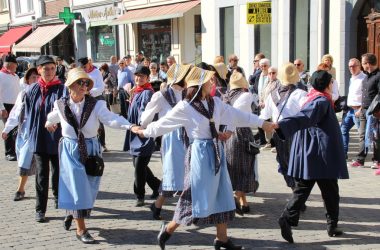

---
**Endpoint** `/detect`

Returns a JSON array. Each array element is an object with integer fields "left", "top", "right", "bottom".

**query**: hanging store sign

[{"left": 247, "top": 2, "right": 271, "bottom": 24}]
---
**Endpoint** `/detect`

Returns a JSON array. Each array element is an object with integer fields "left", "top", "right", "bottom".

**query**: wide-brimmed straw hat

[
  {"left": 213, "top": 63, "right": 228, "bottom": 80},
  {"left": 278, "top": 63, "right": 300, "bottom": 85},
  {"left": 167, "top": 64, "right": 192, "bottom": 85},
  {"left": 65, "top": 68, "right": 94, "bottom": 91},
  {"left": 229, "top": 71, "right": 248, "bottom": 90},
  {"left": 185, "top": 67, "right": 215, "bottom": 88}
]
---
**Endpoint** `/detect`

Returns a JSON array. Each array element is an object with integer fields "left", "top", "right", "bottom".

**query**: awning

[
  {"left": 12, "top": 24, "right": 67, "bottom": 53},
  {"left": 0, "top": 26, "right": 32, "bottom": 54},
  {"left": 112, "top": 0, "right": 200, "bottom": 25}
]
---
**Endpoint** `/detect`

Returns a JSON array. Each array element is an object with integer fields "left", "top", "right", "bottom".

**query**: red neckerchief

[
  {"left": 38, "top": 77, "right": 61, "bottom": 106},
  {"left": 0, "top": 67, "right": 15, "bottom": 76},
  {"left": 84, "top": 66, "right": 95, "bottom": 74},
  {"left": 131, "top": 82, "right": 154, "bottom": 103},
  {"left": 302, "top": 88, "right": 334, "bottom": 108}
]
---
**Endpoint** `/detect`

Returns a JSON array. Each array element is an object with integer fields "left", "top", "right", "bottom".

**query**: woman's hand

[
  {"left": 1, "top": 110, "right": 8, "bottom": 119},
  {"left": 45, "top": 124, "right": 58, "bottom": 132},
  {"left": 130, "top": 125, "right": 141, "bottom": 134},
  {"left": 136, "top": 129, "right": 145, "bottom": 138},
  {"left": 218, "top": 131, "right": 233, "bottom": 141},
  {"left": 262, "top": 121, "right": 276, "bottom": 133},
  {"left": 1, "top": 132, "right": 8, "bottom": 140}
]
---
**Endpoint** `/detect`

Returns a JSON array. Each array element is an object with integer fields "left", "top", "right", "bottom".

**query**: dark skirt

[
  {"left": 66, "top": 209, "right": 91, "bottom": 219},
  {"left": 18, "top": 157, "right": 36, "bottom": 176},
  {"left": 173, "top": 148, "right": 235, "bottom": 226},
  {"left": 225, "top": 127, "right": 257, "bottom": 193},
  {"left": 273, "top": 133, "right": 295, "bottom": 188}
]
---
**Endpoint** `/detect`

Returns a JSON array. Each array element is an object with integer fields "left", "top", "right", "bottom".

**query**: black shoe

[
  {"left": 136, "top": 199, "right": 145, "bottom": 207},
  {"left": 157, "top": 223, "right": 171, "bottom": 250},
  {"left": 150, "top": 190, "right": 159, "bottom": 199},
  {"left": 213, "top": 238, "right": 242, "bottom": 250},
  {"left": 6, "top": 155, "right": 17, "bottom": 161},
  {"left": 150, "top": 203, "right": 162, "bottom": 220},
  {"left": 76, "top": 230, "right": 95, "bottom": 244},
  {"left": 278, "top": 217, "right": 294, "bottom": 243},
  {"left": 234, "top": 198, "right": 244, "bottom": 216},
  {"left": 35, "top": 212, "right": 46, "bottom": 223},
  {"left": 13, "top": 191, "right": 25, "bottom": 201},
  {"left": 64, "top": 215, "right": 73, "bottom": 231},
  {"left": 241, "top": 205, "right": 250, "bottom": 213},
  {"left": 327, "top": 225, "right": 343, "bottom": 237}
]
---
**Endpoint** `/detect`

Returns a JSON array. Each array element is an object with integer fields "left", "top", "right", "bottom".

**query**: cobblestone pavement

[{"left": 0, "top": 125, "right": 379, "bottom": 250}]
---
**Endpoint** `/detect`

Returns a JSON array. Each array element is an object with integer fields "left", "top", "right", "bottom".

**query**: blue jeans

[{"left": 341, "top": 108, "right": 360, "bottom": 155}]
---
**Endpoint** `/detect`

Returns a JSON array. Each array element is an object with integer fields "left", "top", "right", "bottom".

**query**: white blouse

[
  {"left": 140, "top": 86, "right": 183, "bottom": 128},
  {"left": 260, "top": 88, "right": 307, "bottom": 122},
  {"left": 226, "top": 92, "right": 254, "bottom": 131},
  {"left": 46, "top": 98, "right": 132, "bottom": 139},
  {"left": 143, "top": 97, "right": 264, "bottom": 139}
]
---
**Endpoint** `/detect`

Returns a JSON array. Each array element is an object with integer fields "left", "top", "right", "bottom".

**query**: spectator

[
  {"left": 0, "top": 54, "right": 21, "bottom": 161},
  {"left": 321, "top": 54, "right": 336, "bottom": 79},
  {"left": 56, "top": 56, "right": 66, "bottom": 84},
  {"left": 350, "top": 53, "right": 380, "bottom": 168},
  {"left": 249, "top": 53, "right": 265, "bottom": 94},
  {"left": 124, "top": 55, "right": 136, "bottom": 74},
  {"left": 117, "top": 59, "right": 134, "bottom": 119},
  {"left": 226, "top": 54, "right": 245, "bottom": 83},
  {"left": 214, "top": 55, "right": 225, "bottom": 64},
  {"left": 317, "top": 63, "right": 340, "bottom": 101},
  {"left": 166, "top": 56, "right": 176, "bottom": 68},
  {"left": 143, "top": 57, "right": 151, "bottom": 68},
  {"left": 341, "top": 58, "right": 365, "bottom": 159},
  {"left": 135, "top": 52, "right": 144, "bottom": 67},
  {"left": 99, "top": 63, "right": 116, "bottom": 112},
  {"left": 109, "top": 55, "right": 119, "bottom": 82},
  {"left": 149, "top": 62, "right": 163, "bottom": 91},
  {"left": 159, "top": 61, "right": 168, "bottom": 81},
  {"left": 293, "top": 58, "right": 309, "bottom": 91}
]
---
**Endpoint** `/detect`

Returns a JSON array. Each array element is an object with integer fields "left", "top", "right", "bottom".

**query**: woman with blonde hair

[
  {"left": 317, "top": 63, "right": 340, "bottom": 101},
  {"left": 321, "top": 54, "right": 336, "bottom": 79}
]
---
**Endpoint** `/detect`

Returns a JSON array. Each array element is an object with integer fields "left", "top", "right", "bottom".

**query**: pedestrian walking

[
  {"left": 45, "top": 68, "right": 139, "bottom": 244},
  {"left": 136, "top": 66, "right": 274, "bottom": 250},
  {"left": 141, "top": 63, "right": 192, "bottom": 220},
  {"left": 23, "top": 55, "right": 67, "bottom": 222},
  {"left": 0, "top": 54, "right": 21, "bottom": 161},
  {"left": 2, "top": 68, "right": 39, "bottom": 201},
  {"left": 275, "top": 70, "right": 348, "bottom": 243}
]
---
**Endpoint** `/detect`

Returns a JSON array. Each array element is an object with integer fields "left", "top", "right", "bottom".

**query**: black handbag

[
  {"left": 84, "top": 155, "right": 105, "bottom": 176},
  {"left": 334, "top": 96, "right": 348, "bottom": 113},
  {"left": 367, "top": 94, "right": 380, "bottom": 116},
  {"left": 245, "top": 140, "right": 260, "bottom": 155}
]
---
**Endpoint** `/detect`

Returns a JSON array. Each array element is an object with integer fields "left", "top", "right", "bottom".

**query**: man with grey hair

[
  {"left": 166, "top": 56, "right": 176, "bottom": 68},
  {"left": 294, "top": 58, "right": 309, "bottom": 91},
  {"left": 226, "top": 54, "right": 245, "bottom": 83},
  {"left": 341, "top": 58, "right": 366, "bottom": 160},
  {"left": 0, "top": 54, "right": 21, "bottom": 161},
  {"left": 109, "top": 55, "right": 119, "bottom": 82}
]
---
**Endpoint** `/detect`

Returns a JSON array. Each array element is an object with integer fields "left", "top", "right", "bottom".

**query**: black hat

[
  {"left": 310, "top": 70, "right": 332, "bottom": 91},
  {"left": 5, "top": 54, "right": 17, "bottom": 63},
  {"left": 36, "top": 55, "right": 55, "bottom": 66},
  {"left": 134, "top": 65, "right": 150, "bottom": 76},
  {"left": 77, "top": 57, "right": 89, "bottom": 67}
]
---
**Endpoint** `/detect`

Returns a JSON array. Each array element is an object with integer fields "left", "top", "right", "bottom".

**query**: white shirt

[
  {"left": 258, "top": 75, "right": 268, "bottom": 100},
  {"left": 46, "top": 99, "right": 132, "bottom": 139},
  {"left": 347, "top": 71, "right": 366, "bottom": 107},
  {"left": 226, "top": 92, "right": 255, "bottom": 131},
  {"left": 260, "top": 88, "right": 307, "bottom": 122},
  {"left": 127, "top": 64, "right": 136, "bottom": 74},
  {"left": 88, "top": 68, "right": 105, "bottom": 98},
  {"left": 143, "top": 97, "right": 264, "bottom": 139},
  {"left": 140, "top": 86, "right": 183, "bottom": 128},
  {"left": 331, "top": 79, "right": 340, "bottom": 101},
  {"left": 0, "top": 71, "right": 21, "bottom": 106}
]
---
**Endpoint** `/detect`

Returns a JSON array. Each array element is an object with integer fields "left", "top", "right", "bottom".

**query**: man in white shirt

[
  {"left": 341, "top": 58, "right": 366, "bottom": 159},
  {"left": 0, "top": 54, "right": 21, "bottom": 161}
]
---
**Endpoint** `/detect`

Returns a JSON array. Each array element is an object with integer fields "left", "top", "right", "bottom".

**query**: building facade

[
  {"left": 0, "top": 0, "right": 9, "bottom": 36},
  {"left": 201, "top": 0, "right": 379, "bottom": 94}
]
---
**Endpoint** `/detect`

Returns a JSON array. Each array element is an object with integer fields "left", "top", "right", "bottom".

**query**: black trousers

[
  {"left": 119, "top": 89, "right": 129, "bottom": 119},
  {"left": 95, "top": 95, "right": 106, "bottom": 147},
  {"left": 2, "top": 103, "right": 17, "bottom": 157},
  {"left": 281, "top": 178, "right": 339, "bottom": 227},
  {"left": 34, "top": 153, "right": 59, "bottom": 213},
  {"left": 133, "top": 155, "right": 161, "bottom": 199},
  {"left": 357, "top": 108, "right": 368, "bottom": 162}
]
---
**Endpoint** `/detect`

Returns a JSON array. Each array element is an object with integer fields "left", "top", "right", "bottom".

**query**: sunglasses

[
  {"left": 349, "top": 65, "right": 358, "bottom": 68},
  {"left": 294, "top": 64, "right": 301, "bottom": 66},
  {"left": 76, "top": 79, "right": 91, "bottom": 87},
  {"left": 268, "top": 72, "right": 277, "bottom": 74}
]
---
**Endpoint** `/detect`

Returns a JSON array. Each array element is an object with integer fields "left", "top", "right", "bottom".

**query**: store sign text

[
  {"left": 88, "top": 7, "right": 117, "bottom": 21},
  {"left": 247, "top": 2, "right": 271, "bottom": 24}
]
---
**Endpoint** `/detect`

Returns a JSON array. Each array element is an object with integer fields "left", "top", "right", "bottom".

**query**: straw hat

[
  {"left": 185, "top": 67, "right": 215, "bottom": 88},
  {"left": 278, "top": 63, "right": 300, "bottom": 85},
  {"left": 166, "top": 64, "right": 192, "bottom": 85},
  {"left": 65, "top": 68, "right": 94, "bottom": 91},
  {"left": 213, "top": 63, "right": 228, "bottom": 80},
  {"left": 229, "top": 71, "right": 248, "bottom": 90}
]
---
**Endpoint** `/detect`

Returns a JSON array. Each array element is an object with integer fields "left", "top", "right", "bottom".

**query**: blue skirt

[
  {"left": 161, "top": 128, "right": 186, "bottom": 192},
  {"left": 58, "top": 137, "right": 102, "bottom": 210}
]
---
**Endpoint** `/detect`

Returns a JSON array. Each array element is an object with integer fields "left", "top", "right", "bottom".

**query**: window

[
  {"left": 15, "top": 0, "right": 34, "bottom": 14},
  {"left": 0, "top": 0, "right": 8, "bottom": 11},
  {"left": 27, "top": 0, "right": 34, "bottom": 12},
  {"left": 290, "top": 0, "right": 310, "bottom": 69},
  {"left": 220, "top": 7, "right": 234, "bottom": 62},
  {"left": 254, "top": 24, "right": 271, "bottom": 61},
  {"left": 194, "top": 15, "right": 202, "bottom": 64},
  {"left": 90, "top": 26, "right": 118, "bottom": 62}
]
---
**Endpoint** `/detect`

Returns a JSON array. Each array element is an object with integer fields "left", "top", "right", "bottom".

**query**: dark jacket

[
  {"left": 248, "top": 69, "right": 262, "bottom": 94},
  {"left": 277, "top": 96, "right": 349, "bottom": 180},
  {"left": 362, "top": 68, "right": 380, "bottom": 109}
]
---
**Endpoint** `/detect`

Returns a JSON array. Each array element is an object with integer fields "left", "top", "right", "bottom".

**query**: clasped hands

[{"left": 262, "top": 121, "right": 279, "bottom": 133}]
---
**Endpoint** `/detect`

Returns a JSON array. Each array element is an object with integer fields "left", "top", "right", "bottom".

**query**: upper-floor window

[
  {"left": 0, "top": 0, "right": 8, "bottom": 11},
  {"left": 15, "top": 0, "right": 34, "bottom": 14}
]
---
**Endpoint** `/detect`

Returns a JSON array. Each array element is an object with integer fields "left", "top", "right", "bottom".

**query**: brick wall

[{"left": 45, "top": 0, "right": 70, "bottom": 16}]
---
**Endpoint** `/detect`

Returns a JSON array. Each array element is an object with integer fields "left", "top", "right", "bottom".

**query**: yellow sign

[{"left": 247, "top": 2, "right": 271, "bottom": 24}]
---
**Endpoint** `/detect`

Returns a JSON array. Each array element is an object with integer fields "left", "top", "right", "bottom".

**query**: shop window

[
  {"left": 290, "top": 0, "right": 310, "bottom": 69},
  {"left": 194, "top": 15, "right": 202, "bottom": 64},
  {"left": 138, "top": 19, "right": 171, "bottom": 63},
  {"left": 220, "top": 6, "right": 234, "bottom": 62},
  {"left": 254, "top": 24, "right": 271, "bottom": 61},
  {"left": 15, "top": 0, "right": 34, "bottom": 14},
  {"left": 0, "top": 0, "right": 8, "bottom": 11},
  {"left": 89, "top": 26, "right": 117, "bottom": 62}
]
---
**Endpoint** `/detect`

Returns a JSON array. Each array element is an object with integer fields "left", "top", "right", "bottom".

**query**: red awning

[
  {"left": 0, "top": 26, "right": 32, "bottom": 54},
  {"left": 113, "top": 0, "right": 200, "bottom": 25}
]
